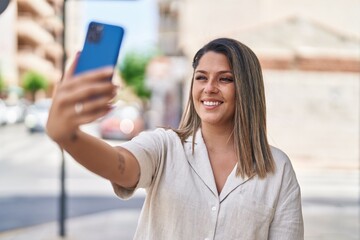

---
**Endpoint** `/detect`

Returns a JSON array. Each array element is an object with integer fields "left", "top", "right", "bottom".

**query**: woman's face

[{"left": 192, "top": 51, "right": 236, "bottom": 128}]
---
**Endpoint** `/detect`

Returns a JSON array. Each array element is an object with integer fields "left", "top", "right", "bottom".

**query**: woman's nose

[{"left": 204, "top": 80, "right": 219, "bottom": 94}]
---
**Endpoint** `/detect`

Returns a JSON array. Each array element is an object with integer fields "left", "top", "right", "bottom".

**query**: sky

[{"left": 81, "top": 0, "right": 159, "bottom": 60}]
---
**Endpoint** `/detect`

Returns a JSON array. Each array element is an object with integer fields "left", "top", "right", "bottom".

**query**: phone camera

[{"left": 87, "top": 23, "right": 103, "bottom": 43}]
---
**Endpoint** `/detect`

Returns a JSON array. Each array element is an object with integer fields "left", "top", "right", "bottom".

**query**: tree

[
  {"left": 0, "top": 73, "right": 6, "bottom": 98},
  {"left": 22, "top": 71, "right": 48, "bottom": 102},
  {"left": 120, "top": 51, "right": 153, "bottom": 100}
]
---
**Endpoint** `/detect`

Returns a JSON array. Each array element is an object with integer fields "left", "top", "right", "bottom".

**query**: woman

[{"left": 47, "top": 38, "right": 304, "bottom": 239}]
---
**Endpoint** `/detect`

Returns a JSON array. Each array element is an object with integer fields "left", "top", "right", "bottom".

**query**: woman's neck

[{"left": 201, "top": 123, "right": 234, "bottom": 152}]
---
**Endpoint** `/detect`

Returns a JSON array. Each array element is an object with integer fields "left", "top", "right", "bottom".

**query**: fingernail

[{"left": 107, "top": 103, "right": 115, "bottom": 110}]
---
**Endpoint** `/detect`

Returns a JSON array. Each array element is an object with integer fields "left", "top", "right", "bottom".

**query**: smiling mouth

[{"left": 202, "top": 101, "right": 223, "bottom": 106}]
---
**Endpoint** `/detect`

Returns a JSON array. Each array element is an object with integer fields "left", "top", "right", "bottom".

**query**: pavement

[{"left": 0, "top": 208, "right": 141, "bottom": 240}]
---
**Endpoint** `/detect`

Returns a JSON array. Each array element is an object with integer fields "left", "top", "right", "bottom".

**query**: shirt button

[
  {"left": 211, "top": 206, "right": 217, "bottom": 211},
  {"left": 204, "top": 238, "right": 210, "bottom": 240}
]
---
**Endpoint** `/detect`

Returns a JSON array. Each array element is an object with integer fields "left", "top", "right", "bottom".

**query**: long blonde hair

[{"left": 175, "top": 38, "right": 275, "bottom": 178}]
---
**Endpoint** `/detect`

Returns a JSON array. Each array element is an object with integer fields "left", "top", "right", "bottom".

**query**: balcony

[
  {"left": 17, "top": 51, "right": 61, "bottom": 82},
  {"left": 17, "top": 0, "right": 55, "bottom": 18},
  {"left": 17, "top": 17, "right": 55, "bottom": 46}
]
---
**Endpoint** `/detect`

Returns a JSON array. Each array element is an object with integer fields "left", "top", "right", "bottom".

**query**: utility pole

[{"left": 59, "top": 0, "right": 67, "bottom": 236}]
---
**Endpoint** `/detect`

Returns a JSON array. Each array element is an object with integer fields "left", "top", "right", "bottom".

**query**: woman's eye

[
  {"left": 220, "top": 77, "right": 234, "bottom": 82},
  {"left": 195, "top": 75, "right": 206, "bottom": 80}
]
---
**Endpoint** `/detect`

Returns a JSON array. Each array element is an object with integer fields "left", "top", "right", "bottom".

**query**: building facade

[
  {"left": 0, "top": 0, "right": 64, "bottom": 98},
  {"left": 172, "top": 0, "right": 360, "bottom": 168}
]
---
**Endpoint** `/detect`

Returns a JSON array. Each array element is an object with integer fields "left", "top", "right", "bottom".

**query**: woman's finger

[
  {"left": 60, "top": 66, "right": 114, "bottom": 98},
  {"left": 62, "top": 51, "right": 81, "bottom": 82},
  {"left": 65, "top": 81, "right": 117, "bottom": 109},
  {"left": 75, "top": 104, "right": 113, "bottom": 126},
  {"left": 76, "top": 92, "right": 116, "bottom": 115},
  {"left": 72, "top": 66, "right": 114, "bottom": 85}
]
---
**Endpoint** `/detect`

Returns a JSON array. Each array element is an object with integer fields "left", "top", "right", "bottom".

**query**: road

[
  {"left": 0, "top": 123, "right": 144, "bottom": 232},
  {"left": 0, "top": 124, "right": 359, "bottom": 239}
]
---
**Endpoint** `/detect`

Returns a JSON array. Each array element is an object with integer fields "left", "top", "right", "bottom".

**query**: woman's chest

[{"left": 148, "top": 163, "right": 276, "bottom": 239}]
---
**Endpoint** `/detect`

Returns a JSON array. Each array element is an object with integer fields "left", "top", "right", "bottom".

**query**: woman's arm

[
  {"left": 46, "top": 53, "right": 140, "bottom": 188},
  {"left": 60, "top": 130, "right": 140, "bottom": 188}
]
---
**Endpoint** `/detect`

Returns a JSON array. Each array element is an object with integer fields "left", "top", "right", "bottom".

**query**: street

[
  {"left": 0, "top": 123, "right": 144, "bottom": 232},
  {"left": 0, "top": 123, "right": 359, "bottom": 239}
]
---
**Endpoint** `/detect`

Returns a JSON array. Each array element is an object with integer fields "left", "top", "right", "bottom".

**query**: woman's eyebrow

[
  {"left": 218, "top": 70, "right": 233, "bottom": 74},
  {"left": 195, "top": 70, "right": 232, "bottom": 74}
]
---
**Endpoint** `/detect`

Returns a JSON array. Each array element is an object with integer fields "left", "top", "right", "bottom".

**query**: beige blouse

[{"left": 112, "top": 128, "right": 304, "bottom": 240}]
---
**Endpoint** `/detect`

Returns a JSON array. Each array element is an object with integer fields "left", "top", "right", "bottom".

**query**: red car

[{"left": 99, "top": 102, "right": 145, "bottom": 140}]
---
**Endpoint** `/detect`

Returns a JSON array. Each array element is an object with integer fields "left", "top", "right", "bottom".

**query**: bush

[
  {"left": 120, "top": 51, "right": 153, "bottom": 100},
  {"left": 0, "top": 73, "right": 7, "bottom": 98},
  {"left": 22, "top": 71, "right": 48, "bottom": 102},
  {"left": 0, "top": 74, "right": 6, "bottom": 96}
]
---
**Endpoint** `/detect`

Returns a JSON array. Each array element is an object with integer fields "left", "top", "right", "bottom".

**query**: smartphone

[{"left": 74, "top": 21, "right": 125, "bottom": 77}]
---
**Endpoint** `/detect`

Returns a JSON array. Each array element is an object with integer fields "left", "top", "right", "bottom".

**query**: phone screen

[{"left": 74, "top": 21, "right": 125, "bottom": 76}]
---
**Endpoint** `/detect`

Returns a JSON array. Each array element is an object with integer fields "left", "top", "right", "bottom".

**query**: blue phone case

[{"left": 74, "top": 21, "right": 125, "bottom": 75}]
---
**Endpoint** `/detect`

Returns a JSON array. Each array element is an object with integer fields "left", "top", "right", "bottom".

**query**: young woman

[{"left": 47, "top": 38, "right": 304, "bottom": 239}]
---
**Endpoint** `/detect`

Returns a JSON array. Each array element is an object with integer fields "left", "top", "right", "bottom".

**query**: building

[
  {"left": 177, "top": 0, "right": 360, "bottom": 59},
  {"left": 157, "top": 0, "right": 181, "bottom": 56},
  {"left": 158, "top": 0, "right": 360, "bottom": 168},
  {"left": 0, "top": 1, "right": 19, "bottom": 87},
  {"left": 0, "top": 0, "right": 64, "bottom": 98}
]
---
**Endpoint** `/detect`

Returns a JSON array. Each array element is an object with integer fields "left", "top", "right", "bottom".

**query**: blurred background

[{"left": 0, "top": 0, "right": 359, "bottom": 239}]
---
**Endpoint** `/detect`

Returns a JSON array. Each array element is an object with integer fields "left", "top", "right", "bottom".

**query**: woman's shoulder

[
  {"left": 269, "top": 145, "right": 295, "bottom": 173},
  {"left": 141, "top": 127, "right": 178, "bottom": 137},
  {"left": 268, "top": 146, "right": 301, "bottom": 198},
  {"left": 134, "top": 127, "right": 180, "bottom": 143},
  {"left": 120, "top": 128, "right": 181, "bottom": 156},
  {"left": 270, "top": 146, "right": 289, "bottom": 161}
]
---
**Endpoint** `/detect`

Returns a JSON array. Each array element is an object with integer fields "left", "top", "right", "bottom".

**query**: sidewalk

[{"left": 0, "top": 209, "right": 141, "bottom": 240}]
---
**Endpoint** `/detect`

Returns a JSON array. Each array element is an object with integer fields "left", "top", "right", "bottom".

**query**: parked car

[
  {"left": 5, "top": 100, "right": 28, "bottom": 124},
  {"left": 99, "top": 101, "right": 145, "bottom": 140},
  {"left": 24, "top": 99, "right": 52, "bottom": 133},
  {"left": 0, "top": 99, "right": 7, "bottom": 126}
]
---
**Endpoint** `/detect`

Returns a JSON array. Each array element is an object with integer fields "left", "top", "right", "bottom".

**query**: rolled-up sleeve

[{"left": 112, "top": 129, "right": 167, "bottom": 199}]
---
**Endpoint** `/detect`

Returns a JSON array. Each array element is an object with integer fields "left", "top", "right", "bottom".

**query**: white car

[
  {"left": 5, "top": 101, "right": 27, "bottom": 124},
  {"left": 0, "top": 99, "right": 7, "bottom": 126},
  {"left": 24, "top": 99, "right": 52, "bottom": 133}
]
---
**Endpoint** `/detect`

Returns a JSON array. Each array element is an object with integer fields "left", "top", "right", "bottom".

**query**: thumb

[{"left": 62, "top": 51, "right": 81, "bottom": 82}]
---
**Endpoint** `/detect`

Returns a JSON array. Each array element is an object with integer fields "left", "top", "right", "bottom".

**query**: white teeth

[{"left": 203, "top": 101, "right": 221, "bottom": 106}]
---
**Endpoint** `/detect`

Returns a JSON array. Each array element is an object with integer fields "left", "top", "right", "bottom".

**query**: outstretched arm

[{"left": 46, "top": 53, "right": 140, "bottom": 188}]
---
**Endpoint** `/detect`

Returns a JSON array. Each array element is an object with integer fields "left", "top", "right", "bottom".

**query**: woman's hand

[{"left": 46, "top": 53, "right": 118, "bottom": 144}]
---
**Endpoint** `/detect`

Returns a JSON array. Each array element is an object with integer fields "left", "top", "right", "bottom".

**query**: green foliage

[
  {"left": 22, "top": 71, "right": 48, "bottom": 101},
  {"left": 0, "top": 73, "right": 6, "bottom": 94},
  {"left": 120, "top": 51, "right": 152, "bottom": 100}
]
